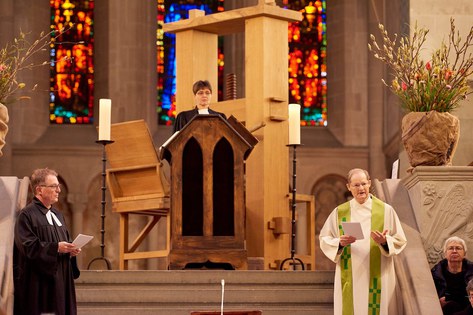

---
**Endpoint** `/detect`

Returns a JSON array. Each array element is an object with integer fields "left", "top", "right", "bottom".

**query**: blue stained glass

[
  {"left": 158, "top": 1, "right": 223, "bottom": 126},
  {"left": 157, "top": 0, "right": 326, "bottom": 126}
]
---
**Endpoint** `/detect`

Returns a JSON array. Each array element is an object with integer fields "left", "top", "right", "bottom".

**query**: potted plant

[
  {"left": 0, "top": 28, "right": 70, "bottom": 156},
  {"left": 368, "top": 18, "right": 473, "bottom": 168}
]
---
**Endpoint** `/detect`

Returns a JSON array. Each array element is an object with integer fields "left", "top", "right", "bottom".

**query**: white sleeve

[{"left": 319, "top": 208, "right": 343, "bottom": 263}]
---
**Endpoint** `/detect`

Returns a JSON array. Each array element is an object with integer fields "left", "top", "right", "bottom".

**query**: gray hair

[
  {"left": 467, "top": 279, "right": 473, "bottom": 294},
  {"left": 347, "top": 168, "right": 370, "bottom": 183},
  {"left": 31, "top": 168, "right": 58, "bottom": 194},
  {"left": 443, "top": 236, "right": 467, "bottom": 254}
]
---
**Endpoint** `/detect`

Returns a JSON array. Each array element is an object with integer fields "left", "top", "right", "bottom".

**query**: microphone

[{"left": 221, "top": 279, "right": 225, "bottom": 315}]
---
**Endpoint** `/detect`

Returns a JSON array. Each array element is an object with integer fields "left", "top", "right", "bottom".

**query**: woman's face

[
  {"left": 194, "top": 88, "right": 212, "bottom": 109},
  {"left": 445, "top": 241, "right": 465, "bottom": 264}
]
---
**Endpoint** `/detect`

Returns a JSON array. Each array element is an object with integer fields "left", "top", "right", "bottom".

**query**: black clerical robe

[
  {"left": 173, "top": 107, "right": 227, "bottom": 133},
  {"left": 13, "top": 197, "right": 78, "bottom": 315}
]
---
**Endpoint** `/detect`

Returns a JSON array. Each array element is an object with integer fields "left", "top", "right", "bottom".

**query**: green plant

[
  {"left": 0, "top": 27, "right": 70, "bottom": 105},
  {"left": 368, "top": 18, "right": 473, "bottom": 112}
]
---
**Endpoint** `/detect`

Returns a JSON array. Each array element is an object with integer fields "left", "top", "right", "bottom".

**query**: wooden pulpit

[
  {"left": 106, "top": 120, "right": 171, "bottom": 270},
  {"left": 161, "top": 115, "right": 257, "bottom": 270}
]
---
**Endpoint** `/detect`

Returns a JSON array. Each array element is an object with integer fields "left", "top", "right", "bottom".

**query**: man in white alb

[{"left": 319, "top": 168, "right": 407, "bottom": 315}]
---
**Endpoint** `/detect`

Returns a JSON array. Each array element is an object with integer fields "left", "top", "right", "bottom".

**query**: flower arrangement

[
  {"left": 368, "top": 18, "right": 473, "bottom": 112},
  {"left": 0, "top": 27, "right": 70, "bottom": 105}
]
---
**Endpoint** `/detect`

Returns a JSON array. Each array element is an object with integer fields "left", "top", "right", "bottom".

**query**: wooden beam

[
  {"left": 128, "top": 216, "right": 161, "bottom": 252},
  {"left": 163, "top": 5, "right": 301, "bottom": 35}
]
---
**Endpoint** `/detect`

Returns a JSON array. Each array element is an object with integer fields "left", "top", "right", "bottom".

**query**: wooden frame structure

[
  {"left": 106, "top": 120, "right": 170, "bottom": 270},
  {"left": 163, "top": 1, "right": 303, "bottom": 269},
  {"left": 290, "top": 193, "right": 316, "bottom": 270}
]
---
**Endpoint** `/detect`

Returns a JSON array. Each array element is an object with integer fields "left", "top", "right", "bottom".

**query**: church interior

[{"left": 1, "top": 0, "right": 473, "bottom": 314}]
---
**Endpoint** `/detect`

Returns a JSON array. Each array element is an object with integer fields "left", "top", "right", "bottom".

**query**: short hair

[
  {"left": 467, "top": 279, "right": 473, "bottom": 294},
  {"left": 192, "top": 80, "right": 212, "bottom": 95},
  {"left": 347, "top": 168, "right": 370, "bottom": 183},
  {"left": 31, "top": 168, "right": 58, "bottom": 193},
  {"left": 443, "top": 236, "right": 467, "bottom": 254}
]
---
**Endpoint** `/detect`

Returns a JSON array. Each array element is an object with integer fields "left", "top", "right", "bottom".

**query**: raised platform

[{"left": 76, "top": 270, "right": 334, "bottom": 315}]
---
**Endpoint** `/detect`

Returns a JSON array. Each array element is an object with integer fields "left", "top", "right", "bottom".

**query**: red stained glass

[{"left": 49, "top": 0, "right": 94, "bottom": 124}]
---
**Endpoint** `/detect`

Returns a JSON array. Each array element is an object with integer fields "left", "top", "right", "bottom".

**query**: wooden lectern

[
  {"left": 106, "top": 120, "right": 171, "bottom": 270},
  {"left": 161, "top": 115, "right": 257, "bottom": 270}
]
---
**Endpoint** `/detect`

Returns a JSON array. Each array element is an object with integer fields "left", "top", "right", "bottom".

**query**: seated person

[
  {"left": 432, "top": 236, "right": 473, "bottom": 315},
  {"left": 173, "top": 80, "right": 226, "bottom": 133},
  {"left": 453, "top": 279, "right": 473, "bottom": 315}
]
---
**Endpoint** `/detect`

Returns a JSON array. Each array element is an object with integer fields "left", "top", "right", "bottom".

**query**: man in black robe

[
  {"left": 173, "top": 80, "right": 226, "bottom": 133},
  {"left": 14, "top": 168, "right": 81, "bottom": 315}
]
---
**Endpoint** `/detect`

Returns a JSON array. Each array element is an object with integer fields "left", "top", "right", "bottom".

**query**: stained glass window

[
  {"left": 284, "top": 0, "right": 327, "bottom": 126},
  {"left": 157, "top": 0, "right": 224, "bottom": 126},
  {"left": 50, "top": 0, "right": 94, "bottom": 124},
  {"left": 157, "top": 0, "right": 326, "bottom": 126}
]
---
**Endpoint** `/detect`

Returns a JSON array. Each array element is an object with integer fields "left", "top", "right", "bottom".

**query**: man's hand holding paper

[{"left": 341, "top": 222, "right": 364, "bottom": 240}]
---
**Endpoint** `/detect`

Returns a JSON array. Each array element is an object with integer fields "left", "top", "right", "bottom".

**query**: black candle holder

[
  {"left": 87, "top": 139, "right": 114, "bottom": 270},
  {"left": 280, "top": 144, "right": 305, "bottom": 271}
]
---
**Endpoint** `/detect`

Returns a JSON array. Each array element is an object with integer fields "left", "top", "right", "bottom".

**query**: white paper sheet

[
  {"left": 341, "top": 222, "right": 364, "bottom": 240},
  {"left": 72, "top": 234, "right": 94, "bottom": 249}
]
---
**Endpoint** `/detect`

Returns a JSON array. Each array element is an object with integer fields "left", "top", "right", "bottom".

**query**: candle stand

[
  {"left": 280, "top": 144, "right": 305, "bottom": 270},
  {"left": 88, "top": 140, "right": 114, "bottom": 270}
]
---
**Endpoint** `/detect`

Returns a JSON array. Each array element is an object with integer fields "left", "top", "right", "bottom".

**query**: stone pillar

[
  {"left": 367, "top": 0, "right": 387, "bottom": 179},
  {"left": 0, "top": 0, "right": 50, "bottom": 176},
  {"left": 68, "top": 193, "right": 88, "bottom": 266},
  {"left": 402, "top": 166, "right": 473, "bottom": 266},
  {"left": 94, "top": 0, "right": 158, "bottom": 135}
]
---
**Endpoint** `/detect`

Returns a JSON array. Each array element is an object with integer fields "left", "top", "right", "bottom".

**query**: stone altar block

[{"left": 402, "top": 166, "right": 473, "bottom": 266}]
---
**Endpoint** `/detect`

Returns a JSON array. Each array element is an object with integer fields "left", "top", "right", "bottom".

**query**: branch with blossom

[
  {"left": 368, "top": 18, "right": 473, "bottom": 112},
  {"left": 0, "top": 26, "right": 72, "bottom": 105}
]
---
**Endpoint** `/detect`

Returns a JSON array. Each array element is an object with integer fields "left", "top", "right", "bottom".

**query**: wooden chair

[{"left": 106, "top": 120, "right": 170, "bottom": 270}]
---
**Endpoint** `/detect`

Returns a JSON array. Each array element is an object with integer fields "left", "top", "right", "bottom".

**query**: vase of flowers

[
  {"left": 0, "top": 27, "right": 70, "bottom": 156},
  {"left": 368, "top": 18, "right": 473, "bottom": 169}
]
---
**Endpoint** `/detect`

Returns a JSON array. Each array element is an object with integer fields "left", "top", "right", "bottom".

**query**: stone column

[
  {"left": 94, "top": 0, "right": 158, "bottom": 135},
  {"left": 68, "top": 193, "right": 88, "bottom": 266}
]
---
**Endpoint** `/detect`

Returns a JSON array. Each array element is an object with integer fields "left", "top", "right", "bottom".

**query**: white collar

[{"left": 46, "top": 210, "right": 62, "bottom": 226}]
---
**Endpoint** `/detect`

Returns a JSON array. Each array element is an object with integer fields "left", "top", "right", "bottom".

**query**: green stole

[{"left": 337, "top": 196, "right": 385, "bottom": 315}]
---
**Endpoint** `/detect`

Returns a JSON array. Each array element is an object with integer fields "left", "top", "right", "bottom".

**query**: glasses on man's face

[
  {"left": 350, "top": 182, "right": 369, "bottom": 189},
  {"left": 447, "top": 246, "right": 464, "bottom": 252},
  {"left": 196, "top": 90, "right": 211, "bottom": 96},
  {"left": 467, "top": 295, "right": 473, "bottom": 300},
  {"left": 40, "top": 184, "right": 62, "bottom": 190}
]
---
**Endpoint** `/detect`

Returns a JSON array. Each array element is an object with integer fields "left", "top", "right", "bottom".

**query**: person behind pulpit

[
  {"left": 13, "top": 168, "right": 80, "bottom": 315},
  {"left": 173, "top": 80, "right": 226, "bottom": 133}
]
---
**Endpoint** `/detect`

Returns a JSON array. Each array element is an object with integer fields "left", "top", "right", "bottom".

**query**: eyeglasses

[
  {"left": 447, "top": 246, "right": 464, "bottom": 251},
  {"left": 40, "top": 184, "right": 62, "bottom": 190},
  {"left": 350, "top": 182, "right": 369, "bottom": 189},
  {"left": 196, "top": 90, "right": 211, "bottom": 96}
]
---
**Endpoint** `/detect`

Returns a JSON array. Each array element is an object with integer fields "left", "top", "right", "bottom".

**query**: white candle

[
  {"left": 98, "top": 99, "right": 111, "bottom": 141},
  {"left": 288, "top": 103, "right": 301, "bottom": 145}
]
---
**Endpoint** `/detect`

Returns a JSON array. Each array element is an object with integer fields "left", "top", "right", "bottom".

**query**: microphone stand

[
  {"left": 280, "top": 144, "right": 305, "bottom": 270},
  {"left": 87, "top": 140, "right": 114, "bottom": 270}
]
